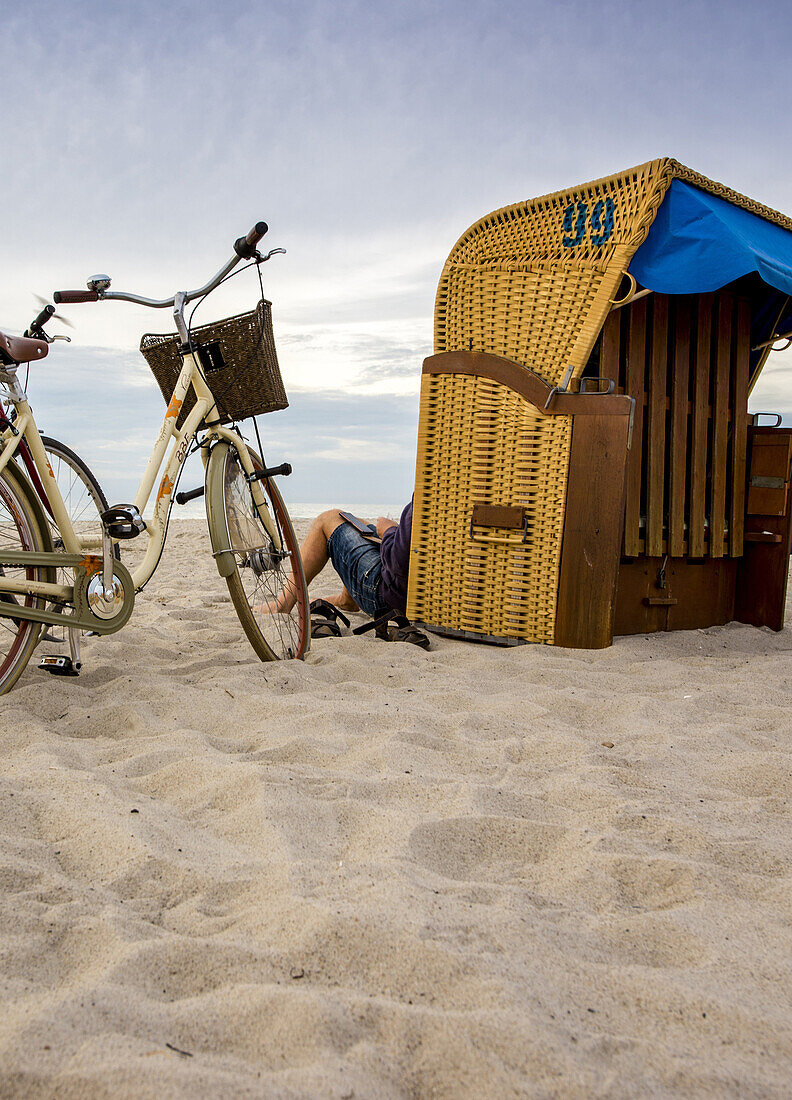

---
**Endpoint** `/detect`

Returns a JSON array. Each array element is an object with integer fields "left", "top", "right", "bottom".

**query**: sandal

[
  {"left": 387, "top": 623, "right": 432, "bottom": 650},
  {"left": 353, "top": 611, "right": 431, "bottom": 650},
  {"left": 309, "top": 599, "right": 351, "bottom": 639}
]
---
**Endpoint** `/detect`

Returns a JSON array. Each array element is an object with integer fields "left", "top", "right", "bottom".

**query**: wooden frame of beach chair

[
  {"left": 594, "top": 290, "right": 792, "bottom": 636},
  {"left": 406, "top": 159, "right": 792, "bottom": 647}
]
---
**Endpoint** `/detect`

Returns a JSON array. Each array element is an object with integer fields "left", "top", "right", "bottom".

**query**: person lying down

[{"left": 267, "top": 500, "right": 428, "bottom": 646}]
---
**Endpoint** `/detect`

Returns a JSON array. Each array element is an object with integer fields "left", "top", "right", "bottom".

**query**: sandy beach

[{"left": 1, "top": 517, "right": 791, "bottom": 1098}]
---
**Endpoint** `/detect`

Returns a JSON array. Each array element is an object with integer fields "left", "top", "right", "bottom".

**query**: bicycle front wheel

[
  {"left": 0, "top": 465, "right": 50, "bottom": 694},
  {"left": 207, "top": 443, "right": 309, "bottom": 661}
]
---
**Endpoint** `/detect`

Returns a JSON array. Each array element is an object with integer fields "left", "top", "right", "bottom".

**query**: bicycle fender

[
  {"left": 205, "top": 442, "right": 237, "bottom": 578},
  {"left": 3, "top": 460, "right": 57, "bottom": 570},
  {"left": 205, "top": 441, "right": 282, "bottom": 578}
]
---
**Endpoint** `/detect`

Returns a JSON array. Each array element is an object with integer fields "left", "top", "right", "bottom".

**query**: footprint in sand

[{"left": 408, "top": 817, "right": 570, "bottom": 882}]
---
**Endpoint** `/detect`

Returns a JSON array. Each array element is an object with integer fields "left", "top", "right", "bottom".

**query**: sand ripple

[{"left": 1, "top": 520, "right": 791, "bottom": 1097}]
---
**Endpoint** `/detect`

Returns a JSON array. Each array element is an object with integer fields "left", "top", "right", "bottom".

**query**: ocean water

[
  {"left": 286, "top": 502, "right": 405, "bottom": 521},
  {"left": 168, "top": 500, "right": 405, "bottom": 522}
]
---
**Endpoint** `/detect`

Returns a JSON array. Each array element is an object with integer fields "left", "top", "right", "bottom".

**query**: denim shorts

[{"left": 327, "top": 522, "right": 390, "bottom": 619}]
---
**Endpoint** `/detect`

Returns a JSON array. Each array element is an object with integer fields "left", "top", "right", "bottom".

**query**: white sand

[{"left": 1, "top": 519, "right": 791, "bottom": 1098}]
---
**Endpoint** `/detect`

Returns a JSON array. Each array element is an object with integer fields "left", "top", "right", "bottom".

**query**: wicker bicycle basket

[{"left": 139, "top": 299, "right": 288, "bottom": 428}]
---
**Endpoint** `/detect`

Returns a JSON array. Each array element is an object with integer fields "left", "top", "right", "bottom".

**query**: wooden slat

[
  {"left": 689, "top": 294, "right": 712, "bottom": 556},
  {"left": 600, "top": 311, "right": 621, "bottom": 391},
  {"left": 615, "top": 556, "right": 738, "bottom": 636},
  {"left": 710, "top": 294, "right": 732, "bottom": 557},
  {"left": 555, "top": 413, "right": 630, "bottom": 648},
  {"left": 624, "top": 297, "right": 647, "bottom": 555},
  {"left": 646, "top": 295, "right": 668, "bottom": 556},
  {"left": 748, "top": 485, "right": 789, "bottom": 516},
  {"left": 746, "top": 434, "right": 792, "bottom": 515},
  {"left": 736, "top": 429, "right": 792, "bottom": 631},
  {"left": 668, "top": 299, "right": 691, "bottom": 556},
  {"left": 730, "top": 297, "right": 749, "bottom": 555}
]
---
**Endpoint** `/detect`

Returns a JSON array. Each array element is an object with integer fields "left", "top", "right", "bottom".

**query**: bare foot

[
  {"left": 329, "top": 590, "right": 360, "bottom": 613},
  {"left": 258, "top": 576, "right": 298, "bottom": 615}
]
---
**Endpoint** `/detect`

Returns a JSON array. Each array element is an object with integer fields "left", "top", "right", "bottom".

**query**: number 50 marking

[{"left": 562, "top": 198, "right": 615, "bottom": 248}]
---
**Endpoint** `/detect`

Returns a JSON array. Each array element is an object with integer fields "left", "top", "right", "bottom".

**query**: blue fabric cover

[{"left": 630, "top": 180, "right": 792, "bottom": 297}]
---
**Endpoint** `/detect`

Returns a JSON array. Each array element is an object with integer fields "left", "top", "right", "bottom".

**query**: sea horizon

[{"left": 168, "top": 500, "right": 407, "bottom": 522}]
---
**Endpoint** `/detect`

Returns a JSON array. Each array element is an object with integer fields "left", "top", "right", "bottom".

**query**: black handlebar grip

[
  {"left": 54, "top": 290, "right": 100, "bottom": 304},
  {"left": 233, "top": 221, "right": 268, "bottom": 259},
  {"left": 248, "top": 462, "right": 292, "bottom": 482},
  {"left": 32, "top": 304, "right": 55, "bottom": 330},
  {"left": 175, "top": 485, "right": 206, "bottom": 505}
]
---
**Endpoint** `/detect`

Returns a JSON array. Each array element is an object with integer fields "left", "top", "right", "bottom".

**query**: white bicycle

[{"left": 0, "top": 222, "right": 310, "bottom": 693}]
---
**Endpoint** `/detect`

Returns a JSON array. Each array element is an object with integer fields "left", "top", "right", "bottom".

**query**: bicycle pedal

[
  {"left": 101, "top": 504, "right": 146, "bottom": 539},
  {"left": 38, "top": 654, "right": 80, "bottom": 676}
]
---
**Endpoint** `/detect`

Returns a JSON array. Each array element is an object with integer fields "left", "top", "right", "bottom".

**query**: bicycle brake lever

[
  {"left": 51, "top": 334, "right": 71, "bottom": 343},
  {"left": 258, "top": 248, "right": 287, "bottom": 263}
]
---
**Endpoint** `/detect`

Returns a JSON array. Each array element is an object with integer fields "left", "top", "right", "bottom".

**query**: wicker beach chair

[{"left": 406, "top": 159, "right": 792, "bottom": 647}]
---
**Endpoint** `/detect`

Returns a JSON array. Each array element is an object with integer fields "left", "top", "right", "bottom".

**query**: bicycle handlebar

[
  {"left": 234, "top": 221, "right": 268, "bottom": 260},
  {"left": 53, "top": 221, "right": 269, "bottom": 311}
]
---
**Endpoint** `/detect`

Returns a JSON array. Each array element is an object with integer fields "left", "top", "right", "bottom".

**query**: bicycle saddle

[{"left": 0, "top": 330, "right": 48, "bottom": 364}]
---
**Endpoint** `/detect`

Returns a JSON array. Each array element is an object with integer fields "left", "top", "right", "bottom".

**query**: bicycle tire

[
  {"left": 207, "top": 442, "right": 309, "bottom": 661},
  {"left": 39, "top": 436, "right": 120, "bottom": 561},
  {"left": 37, "top": 436, "right": 120, "bottom": 645},
  {"left": 0, "top": 464, "right": 51, "bottom": 694}
]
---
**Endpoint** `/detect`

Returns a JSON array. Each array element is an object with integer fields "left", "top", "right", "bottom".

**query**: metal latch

[{"left": 750, "top": 475, "right": 786, "bottom": 490}]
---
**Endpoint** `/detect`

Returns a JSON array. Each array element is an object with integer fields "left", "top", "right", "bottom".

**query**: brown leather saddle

[{"left": 0, "top": 330, "right": 48, "bottom": 365}]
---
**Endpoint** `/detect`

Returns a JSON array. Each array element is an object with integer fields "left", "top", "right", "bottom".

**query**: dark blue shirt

[{"left": 378, "top": 500, "right": 413, "bottom": 613}]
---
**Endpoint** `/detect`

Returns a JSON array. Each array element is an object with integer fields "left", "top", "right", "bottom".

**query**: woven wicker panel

[
  {"left": 435, "top": 159, "right": 672, "bottom": 383},
  {"left": 440, "top": 263, "right": 607, "bottom": 385},
  {"left": 140, "top": 299, "right": 288, "bottom": 428},
  {"left": 409, "top": 373, "right": 570, "bottom": 643}
]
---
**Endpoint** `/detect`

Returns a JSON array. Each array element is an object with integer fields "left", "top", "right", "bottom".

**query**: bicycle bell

[{"left": 87, "top": 274, "right": 112, "bottom": 292}]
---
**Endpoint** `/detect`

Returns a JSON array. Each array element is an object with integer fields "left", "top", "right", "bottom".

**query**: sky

[{"left": 2, "top": 0, "right": 792, "bottom": 510}]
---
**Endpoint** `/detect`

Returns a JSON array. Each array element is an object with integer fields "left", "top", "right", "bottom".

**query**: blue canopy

[{"left": 630, "top": 179, "right": 792, "bottom": 297}]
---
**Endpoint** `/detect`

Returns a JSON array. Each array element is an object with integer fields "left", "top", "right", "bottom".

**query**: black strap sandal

[
  {"left": 353, "top": 611, "right": 431, "bottom": 650},
  {"left": 309, "top": 599, "right": 351, "bottom": 639}
]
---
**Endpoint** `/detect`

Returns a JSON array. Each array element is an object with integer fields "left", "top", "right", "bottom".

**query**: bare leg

[
  {"left": 328, "top": 585, "right": 359, "bottom": 613},
  {"left": 267, "top": 509, "right": 347, "bottom": 613}
]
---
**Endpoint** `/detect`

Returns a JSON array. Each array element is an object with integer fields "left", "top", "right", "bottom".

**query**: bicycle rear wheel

[
  {"left": 207, "top": 442, "right": 309, "bottom": 661},
  {"left": 38, "top": 436, "right": 119, "bottom": 643},
  {"left": 0, "top": 465, "right": 50, "bottom": 694}
]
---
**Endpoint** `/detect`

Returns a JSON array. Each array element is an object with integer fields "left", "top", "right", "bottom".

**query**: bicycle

[
  {"left": 1, "top": 301, "right": 121, "bottom": 574},
  {"left": 0, "top": 222, "right": 310, "bottom": 694}
]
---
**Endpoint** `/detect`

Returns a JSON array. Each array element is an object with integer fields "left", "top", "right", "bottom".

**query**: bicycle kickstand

[
  {"left": 102, "top": 528, "right": 115, "bottom": 598},
  {"left": 68, "top": 628, "right": 82, "bottom": 673},
  {"left": 39, "top": 628, "right": 82, "bottom": 678}
]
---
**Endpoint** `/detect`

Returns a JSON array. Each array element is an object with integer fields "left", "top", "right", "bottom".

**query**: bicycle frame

[
  {"left": 0, "top": 348, "right": 281, "bottom": 606},
  {"left": 0, "top": 409, "right": 55, "bottom": 517}
]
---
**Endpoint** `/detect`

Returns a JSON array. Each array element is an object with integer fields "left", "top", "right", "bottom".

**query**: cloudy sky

[{"left": 2, "top": 0, "right": 791, "bottom": 511}]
